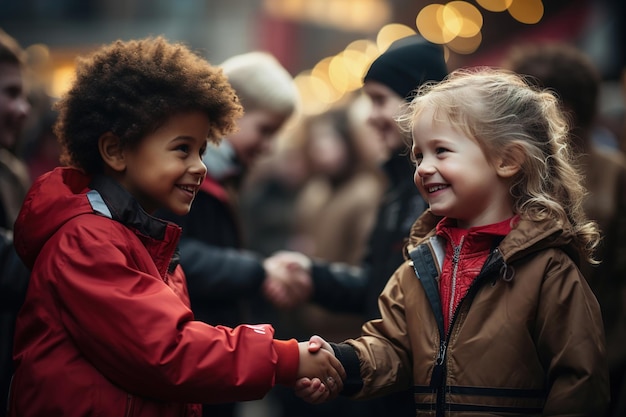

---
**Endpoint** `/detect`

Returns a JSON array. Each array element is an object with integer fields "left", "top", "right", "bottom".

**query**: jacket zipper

[
  {"left": 125, "top": 393, "right": 135, "bottom": 417},
  {"left": 434, "top": 248, "right": 504, "bottom": 417},
  {"left": 448, "top": 236, "right": 464, "bottom": 332}
]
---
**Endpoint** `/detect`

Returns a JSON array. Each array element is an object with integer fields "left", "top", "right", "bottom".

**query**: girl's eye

[
  {"left": 199, "top": 146, "right": 207, "bottom": 158},
  {"left": 435, "top": 147, "right": 448, "bottom": 154},
  {"left": 411, "top": 153, "right": 423, "bottom": 166}
]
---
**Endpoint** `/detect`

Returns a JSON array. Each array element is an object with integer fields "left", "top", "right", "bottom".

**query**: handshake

[
  {"left": 263, "top": 251, "right": 314, "bottom": 310},
  {"left": 296, "top": 335, "right": 346, "bottom": 404}
]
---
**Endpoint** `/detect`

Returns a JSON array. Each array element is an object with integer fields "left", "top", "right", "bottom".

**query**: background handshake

[
  {"left": 263, "top": 252, "right": 348, "bottom": 402},
  {"left": 263, "top": 250, "right": 314, "bottom": 310}
]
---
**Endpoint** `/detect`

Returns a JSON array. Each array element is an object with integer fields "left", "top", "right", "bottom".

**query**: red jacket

[{"left": 9, "top": 167, "right": 299, "bottom": 417}]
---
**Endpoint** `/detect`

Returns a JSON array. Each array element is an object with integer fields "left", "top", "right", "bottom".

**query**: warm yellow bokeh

[
  {"left": 263, "top": 0, "right": 389, "bottom": 31},
  {"left": 444, "top": 2, "right": 483, "bottom": 38},
  {"left": 50, "top": 65, "right": 76, "bottom": 98},
  {"left": 476, "top": 0, "right": 513, "bottom": 12},
  {"left": 508, "top": 0, "right": 544, "bottom": 24},
  {"left": 416, "top": 4, "right": 451, "bottom": 44},
  {"left": 446, "top": 31, "right": 482, "bottom": 54},
  {"left": 376, "top": 23, "right": 416, "bottom": 52}
]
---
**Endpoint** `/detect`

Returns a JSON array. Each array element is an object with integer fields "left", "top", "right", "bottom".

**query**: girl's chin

[{"left": 428, "top": 205, "right": 448, "bottom": 217}]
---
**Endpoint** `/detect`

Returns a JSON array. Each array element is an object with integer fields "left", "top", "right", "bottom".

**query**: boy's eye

[{"left": 176, "top": 144, "right": 190, "bottom": 154}]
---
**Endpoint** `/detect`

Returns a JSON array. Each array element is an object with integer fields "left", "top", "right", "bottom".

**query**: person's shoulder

[
  {"left": 593, "top": 145, "right": 626, "bottom": 167},
  {"left": 55, "top": 212, "right": 131, "bottom": 245}
]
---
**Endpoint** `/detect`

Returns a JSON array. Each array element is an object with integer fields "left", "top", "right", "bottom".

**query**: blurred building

[{"left": 0, "top": 0, "right": 623, "bottom": 114}]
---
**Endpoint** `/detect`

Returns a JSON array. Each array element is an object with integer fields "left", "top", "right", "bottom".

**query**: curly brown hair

[{"left": 54, "top": 36, "right": 242, "bottom": 174}]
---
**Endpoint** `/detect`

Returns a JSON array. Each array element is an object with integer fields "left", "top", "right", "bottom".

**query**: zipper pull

[{"left": 430, "top": 340, "right": 447, "bottom": 388}]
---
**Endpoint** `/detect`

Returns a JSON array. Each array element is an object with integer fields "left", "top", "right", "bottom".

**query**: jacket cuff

[
  {"left": 274, "top": 339, "right": 299, "bottom": 386},
  {"left": 331, "top": 342, "right": 363, "bottom": 396}
]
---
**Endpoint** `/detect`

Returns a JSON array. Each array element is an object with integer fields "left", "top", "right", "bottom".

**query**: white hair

[{"left": 220, "top": 51, "right": 299, "bottom": 117}]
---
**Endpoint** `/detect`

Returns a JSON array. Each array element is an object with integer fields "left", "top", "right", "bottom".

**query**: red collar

[{"left": 199, "top": 175, "right": 230, "bottom": 204}]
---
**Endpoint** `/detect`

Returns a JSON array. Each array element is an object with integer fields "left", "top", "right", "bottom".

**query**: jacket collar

[
  {"left": 89, "top": 174, "right": 170, "bottom": 240},
  {"left": 88, "top": 175, "right": 182, "bottom": 277},
  {"left": 406, "top": 209, "right": 578, "bottom": 266}
]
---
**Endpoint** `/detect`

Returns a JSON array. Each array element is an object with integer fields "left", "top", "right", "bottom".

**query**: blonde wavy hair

[{"left": 398, "top": 67, "right": 600, "bottom": 263}]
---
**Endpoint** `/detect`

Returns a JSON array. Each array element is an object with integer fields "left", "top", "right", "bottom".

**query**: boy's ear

[
  {"left": 98, "top": 132, "right": 126, "bottom": 172},
  {"left": 495, "top": 144, "right": 524, "bottom": 178}
]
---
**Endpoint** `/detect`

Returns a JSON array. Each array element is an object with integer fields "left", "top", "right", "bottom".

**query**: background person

[
  {"left": 0, "top": 28, "right": 31, "bottom": 416},
  {"left": 156, "top": 50, "right": 310, "bottom": 417},
  {"left": 263, "top": 35, "right": 449, "bottom": 417},
  {"left": 501, "top": 42, "right": 626, "bottom": 417}
]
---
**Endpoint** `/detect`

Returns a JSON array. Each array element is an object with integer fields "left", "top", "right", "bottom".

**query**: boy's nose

[{"left": 192, "top": 157, "right": 208, "bottom": 177}]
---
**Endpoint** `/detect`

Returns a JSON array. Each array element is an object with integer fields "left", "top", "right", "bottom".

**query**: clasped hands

[
  {"left": 264, "top": 254, "right": 345, "bottom": 403},
  {"left": 263, "top": 251, "right": 313, "bottom": 310},
  {"left": 297, "top": 335, "right": 344, "bottom": 403}
]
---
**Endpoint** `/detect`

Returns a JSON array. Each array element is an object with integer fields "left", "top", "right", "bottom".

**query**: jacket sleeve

[
  {"left": 536, "top": 253, "right": 610, "bottom": 415},
  {"left": 177, "top": 236, "right": 266, "bottom": 300},
  {"left": 0, "top": 229, "right": 29, "bottom": 312},
  {"left": 310, "top": 261, "right": 369, "bottom": 313},
  {"left": 49, "top": 221, "right": 298, "bottom": 403},
  {"left": 331, "top": 267, "right": 413, "bottom": 399}
]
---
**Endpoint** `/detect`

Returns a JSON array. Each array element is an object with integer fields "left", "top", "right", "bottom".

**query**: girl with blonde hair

[{"left": 298, "top": 67, "right": 609, "bottom": 416}]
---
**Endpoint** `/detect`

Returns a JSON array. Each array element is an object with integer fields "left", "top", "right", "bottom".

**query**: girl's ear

[
  {"left": 496, "top": 143, "right": 524, "bottom": 178},
  {"left": 98, "top": 132, "right": 126, "bottom": 172}
]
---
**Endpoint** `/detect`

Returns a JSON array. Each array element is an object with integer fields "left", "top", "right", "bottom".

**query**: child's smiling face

[
  {"left": 114, "top": 111, "right": 210, "bottom": 215},
  {"left": 411, "top": 108, "right": 515, "bottom": 229}
]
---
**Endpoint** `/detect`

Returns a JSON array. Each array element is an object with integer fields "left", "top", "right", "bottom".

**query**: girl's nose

[{"left": 416, "top": 159, "right": 435, "bottom": 177}]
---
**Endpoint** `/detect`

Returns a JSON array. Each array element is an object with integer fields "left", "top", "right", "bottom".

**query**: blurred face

[
  {"left": 0, "top": 63, "right": 30, "bottom": 150},
  {"left": 362, "top": 80, "right": 406, "bottom": 158},
  {"left": 228, "top": 108, "right": 289, "bottom": 168},
  {"left": 118, "top": 112, "right": 209, "bottom": 215},
  {"left": 308, "top": 120, "right": 348, "bottom": 178},
  {"left": 412, "top": 108, "right": 514, "bottom": 229}
]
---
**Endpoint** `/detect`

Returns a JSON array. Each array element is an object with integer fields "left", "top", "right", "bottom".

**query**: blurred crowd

[{"left": 1, "top": 25, "right": 626, "bottom": 417}]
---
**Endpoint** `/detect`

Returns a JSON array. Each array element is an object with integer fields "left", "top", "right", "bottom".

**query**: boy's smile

[{"left": 114, "top": 111, "right": 210, "bottom": 215}]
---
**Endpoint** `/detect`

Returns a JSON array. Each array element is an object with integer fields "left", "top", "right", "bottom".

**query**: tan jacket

[{"left": 334, "top": 211, "right": 609, "bottom": 416}]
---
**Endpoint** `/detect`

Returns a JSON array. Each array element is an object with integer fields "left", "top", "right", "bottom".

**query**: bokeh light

[
  {"left": 446, "top": 31, "right": 482, "bottom": 54},
  {"left": 445, "top": 1, "right": 482, "bottom": 38},
  {"left": 508, "top": 0, "right": 544, "bottom": 24},
  {"left": 376, "top": 23, "right": 416, "bottom": 52},
  {"left": 50, "top": 65, "right": 75, "bottom": 98},
  {"left": 476, "top": 0, "right": 513, "bottom": 13},
  {"left": 416, "top": 4, "right": 456, "bottom": 44},
  {"left": 293, "top": 0, "right": 548, "bottom": 114}
]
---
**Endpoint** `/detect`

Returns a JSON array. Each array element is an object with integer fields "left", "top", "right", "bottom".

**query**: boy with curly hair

[{"left": 7, "top": 36, "right": 344, "bottom": 417}]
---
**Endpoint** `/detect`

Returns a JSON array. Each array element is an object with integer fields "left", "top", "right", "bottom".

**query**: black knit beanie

[{"left": 364, "top": 35, "right": 448, "bottom": 102}]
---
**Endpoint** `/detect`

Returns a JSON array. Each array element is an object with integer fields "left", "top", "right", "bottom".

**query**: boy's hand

[
  {"left": 296, "top": 336, "right": 346, "bottom": 402},
  {"left": 294, "top": 377, "right": 329, "bottom": 404}
]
